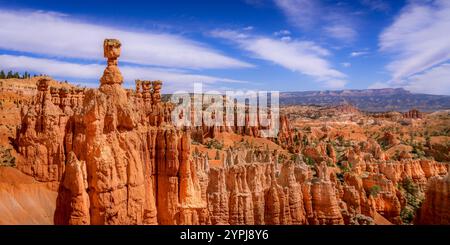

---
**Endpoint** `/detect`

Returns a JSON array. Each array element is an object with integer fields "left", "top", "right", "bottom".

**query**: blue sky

[{"left": 0, "top": 0, "right": 449, "bottom": 94}]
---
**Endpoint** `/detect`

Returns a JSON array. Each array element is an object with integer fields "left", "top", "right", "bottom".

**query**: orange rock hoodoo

[
  {"left": 403, "top": 109, "right": 422, "bottom": 119},
  {"left": 17, "top": 39, "right": 201, "bottom": 224},
  {"left": 14, "top": 39, "right": 449, "bottom": 225}
]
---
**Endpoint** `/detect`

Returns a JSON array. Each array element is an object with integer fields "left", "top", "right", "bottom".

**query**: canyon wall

[{"left": 414, "top": 173, "right": 450, "bottom": 224}]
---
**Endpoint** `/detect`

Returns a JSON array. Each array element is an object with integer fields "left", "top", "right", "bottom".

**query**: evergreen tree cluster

[{"left": 0, "top": 70, "right": 38, "bottom": 79}]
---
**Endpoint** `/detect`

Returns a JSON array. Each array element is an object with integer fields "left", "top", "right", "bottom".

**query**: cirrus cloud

[
  {"left": 0, "top": 9, "right": 253, "bottom": 70},
  {"left": 379, "top": 0, "right": 450, "bottom": 81},
  {"left": 274, "top": 0, "right": 358, "bottom": 43},
  {"left": 210, "top": 29, "right": 347, "bottom": 88}
]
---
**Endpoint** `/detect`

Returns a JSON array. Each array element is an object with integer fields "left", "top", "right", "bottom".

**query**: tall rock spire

[{"left": 100, "top": 39, "right": 123, "bottom": 86}]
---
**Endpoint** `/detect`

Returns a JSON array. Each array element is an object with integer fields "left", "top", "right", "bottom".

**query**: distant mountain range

[{"left": 279, "top": 88, "right": 450, "bottom": 112}]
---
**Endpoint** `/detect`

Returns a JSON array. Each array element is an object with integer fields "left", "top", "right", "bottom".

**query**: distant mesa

[{"left": 279, "top": 88, "right": 450, "bottom": 112}]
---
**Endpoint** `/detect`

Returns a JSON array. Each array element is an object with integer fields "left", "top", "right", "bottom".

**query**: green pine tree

[
  {"left": 7, "top": 70, "right": 13, "bottom": 79},
  {"left": 0, "top": 70, "right": 5, "bottom": 79}
]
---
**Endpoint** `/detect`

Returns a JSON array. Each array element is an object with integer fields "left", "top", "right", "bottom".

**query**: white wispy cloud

[
  {"left": 402, "top": 62, "right": 450, "bottom": 95},
  {"left": 280, "top": 36, "right": 292, "bottom": 42},
  {"left": 210, "top": 29, "right": 347, "bottom": 88},
  {"left": 274, "top": 0, "right": 358, "bottom": 42},
  {"left": 274, "top": 0, "right": 319, "bottom": 30},
  {"left": 379, "top": 0, "right": 450, "bottom": 81},
  {"left": 324, "top": 25, "right": 357, "bottom": 42},
  {"left": 350, "top": 51, "right": 369, "bottom": 57},
  {"left": 369, "top": 63, "right": 450, "bottom": 95},
  {"left": 274, "top": 30, "right": 292, "bottom": 42},
  {"left": 0, "top": 54, "right": 250, "bottom": 92},
  {"left": 0, "top": 9, "right": 252, "bottom": 70},
  {"left": 273, "top": 30, "right": 291, "bottom": 36}
]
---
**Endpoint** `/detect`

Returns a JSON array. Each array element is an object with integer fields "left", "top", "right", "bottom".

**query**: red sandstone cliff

[{"left": 415, "top": 173, "right": 450, "bottom": 224}]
